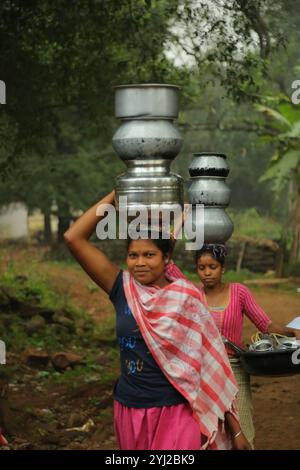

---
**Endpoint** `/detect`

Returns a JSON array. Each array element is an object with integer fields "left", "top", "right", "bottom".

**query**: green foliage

[
  {"left": 0, "top": 265, "right": 65, "bottom": 310},
  {"left": 0, "top": 0, "right": 184, "bottom": 148},
  {"left": 285, "top": 262, "right": 300, "bottom": 277},
  {"left": 259, "top": 150, "right": 300, "bottom": 193},
  {"left": 278, "top": 102, "right": 300, "bottom": 125},
  {"left": 180, "top": 267, "right": 262, "bottom": 283},
  {"left": 256, "top": 105, "right": 291, "bottom": 131},
  {"left": 0, "top": 262, "right": 101, "bottom": 351},
  {"left": 223, "top": 269, "right": 262, "bottom": 283},
  {"left": 171, "top": 0, "right": 287, "bottom": 99},
  {"left": 0, "top": 0, "right": 288, "bottom": 160},
  {"left": 229, "top": 208, "right": 283, "bottom": 239},
  {"left": 256, "top": 98, "right": 300, "bottom": 237},
  {"left": 0, "top": 0, "right": 186, "bottom": 226}
]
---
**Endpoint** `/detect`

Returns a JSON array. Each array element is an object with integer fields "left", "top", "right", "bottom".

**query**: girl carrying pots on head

[
  {"left": 185, "top": 243, "right": 300, "bottom": 448},
  {"left": 64, "top": 190, "right": 252, "bottom": 450}
]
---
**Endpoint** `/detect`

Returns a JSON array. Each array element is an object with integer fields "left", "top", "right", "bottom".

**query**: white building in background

[
  {"left": 0, "top": 340, "right": 6, "bottom": 365},
  {"left": 0, "top": 80, "right": 6, "bottom": 104},
  {"left": 0, "top": 202, "right": 28, "bottom": 239}
]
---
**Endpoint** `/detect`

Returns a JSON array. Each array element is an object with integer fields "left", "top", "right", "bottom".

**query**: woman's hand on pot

[{"left": 113, "top": 190, "right": 119, "bottom": 210}]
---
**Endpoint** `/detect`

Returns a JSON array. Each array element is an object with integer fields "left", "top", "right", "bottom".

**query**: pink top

[
  {"left": 197, "top": 283, "right": 272, "bottom": 356},
  {"left": 165, "top": 263, "right": 272, "bottom": 356}
]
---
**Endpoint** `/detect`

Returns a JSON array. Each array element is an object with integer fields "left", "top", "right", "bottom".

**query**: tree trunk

[
  {"left": 289, "top": 163, "right": 300, "bottom": 265},
  {"left": 0, "top": 378, "right": 13, "bottom": 435},
  {"left": 236, "top": 241, "right": 247, "bottom": 272},
  {"left": 57, "top": 213, "right": 71, "bottom": 243},
  {"left": 275, "top": 246, "right": 284, "bottom": 278},
  {"left": 43, "top": 211, "right": 52, "bottom": 244},
  {"left": 57, "top": 202, "right": 72, "bottom": 243},
  {"left": 53, "top": 121, "right": 72, "bottom": 244}
]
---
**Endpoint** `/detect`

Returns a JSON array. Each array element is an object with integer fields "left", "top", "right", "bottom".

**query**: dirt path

[{"left": 243, "top": 288, "right": 300, "bottom": 450}]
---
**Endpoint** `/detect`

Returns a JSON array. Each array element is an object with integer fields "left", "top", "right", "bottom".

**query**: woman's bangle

[{"left": 232, "top": 430, "right": 242, "bottom": 439}]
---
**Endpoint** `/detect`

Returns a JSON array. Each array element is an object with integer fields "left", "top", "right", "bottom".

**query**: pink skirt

[{"left": 114, "top": 400, "right": 202, "bottom": 450}]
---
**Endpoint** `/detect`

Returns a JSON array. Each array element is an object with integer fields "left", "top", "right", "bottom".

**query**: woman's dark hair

[
  {"left": 195, "top": 244, "right": 227, "bottom": 266},
  {"left": 127, "top": 229, "right": 174, "bottom": 258}
]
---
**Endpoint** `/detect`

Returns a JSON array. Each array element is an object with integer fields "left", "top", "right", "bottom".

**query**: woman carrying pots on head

[
  {"left": 64, "top": 190, "right": 252, "bottom": 450},
  {"left": 189, "top": 243, "right": 300, "bottom": 448}
]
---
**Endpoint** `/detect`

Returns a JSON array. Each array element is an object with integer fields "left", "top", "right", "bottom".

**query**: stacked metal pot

[
  {"left": 188, "top": 152, "right": 234, "bottom": 243},
  {"left": 112, "top": 84, "right": 234, "bottom": 243},
  {"left": 112, "top": 84, "right": 184, "bottom": 211}
]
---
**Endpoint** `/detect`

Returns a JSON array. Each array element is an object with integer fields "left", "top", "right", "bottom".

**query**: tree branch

[{"left": 179, "top": 121, "right": 278, "bottom": 136}]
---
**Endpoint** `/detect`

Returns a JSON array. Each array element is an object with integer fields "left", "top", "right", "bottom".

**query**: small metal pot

[
  {"left": 277, "top": 338, "right": 300, "bottom": 350},
  {"left": 115, "top": 84, "right": 180, "bottom": 119},
  {"left": 248, "top": 339, "right": 274, "bottom": 352},
  {"left": 191, "top": 206, "right": 234, "bottom": 243},
  {"left": 188, "top": 176, "right": 231, "bottom": 206},
  {"left": 189, "top": 152, "right": 229, "bottom": 177}
]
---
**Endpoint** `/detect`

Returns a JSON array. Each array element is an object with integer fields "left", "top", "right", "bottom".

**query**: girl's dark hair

[
  {"left": 127, "top": 229, "right": 174, "bottom": 258},
  {"left": 195, "top": 244, "right": 227, "bottom": 266}
]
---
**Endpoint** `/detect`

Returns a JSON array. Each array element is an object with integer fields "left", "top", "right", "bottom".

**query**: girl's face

[
  {"left": 126, "top": 239, "right": 168, "bottom": 286},
  {"left": 196, "top": 253, "right": 223, "bottom": 287}
]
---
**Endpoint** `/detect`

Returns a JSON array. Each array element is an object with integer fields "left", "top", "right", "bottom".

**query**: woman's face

[
  {"left": 196, "top": 253, "right": 223, "bottom": 287},
  {"left": 126, "top": 239, "right": 167, "bottom": 285}
]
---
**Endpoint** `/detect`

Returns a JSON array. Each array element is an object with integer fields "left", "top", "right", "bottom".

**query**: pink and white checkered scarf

[
  {"left": 0, "top": 429, "right": 8, "bottom": 446},
  {"left": 122, "top": 267, "right": 239, "bottom": 450}
]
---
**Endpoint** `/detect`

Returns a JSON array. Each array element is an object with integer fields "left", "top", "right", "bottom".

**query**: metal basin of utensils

[{"left": 222, "top": 336, "right": 300, "bottom": 376}]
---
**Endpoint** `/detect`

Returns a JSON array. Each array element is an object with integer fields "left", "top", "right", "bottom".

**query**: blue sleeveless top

[{"left": 110, "top": 271, "right": 187, "bottom": 408}]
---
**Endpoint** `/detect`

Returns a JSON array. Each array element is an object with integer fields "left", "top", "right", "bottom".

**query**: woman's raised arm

[{"left": 64, "top": 190, "right": 120, "bottom": 295}]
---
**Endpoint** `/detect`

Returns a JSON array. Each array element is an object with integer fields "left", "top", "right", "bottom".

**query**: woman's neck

[
  {"left": 155, "top": 277, "right": 171, "bottom": 288},
  {"left": 204, "top": 282, "right": 224, "bottom": 294},
  {"left": 153, "top": 272, "right": 171, "bottom": 288}
]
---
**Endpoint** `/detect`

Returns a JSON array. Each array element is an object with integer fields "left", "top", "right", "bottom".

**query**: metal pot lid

[
  {"left": 192, "top": 152, "right": 227, "bottom": 158},
  {"left": 114, "top": 83, "right": 181, "bottom": 89},
  {"left": 189, "top": 153, "right": 229, "bottom": 177}
]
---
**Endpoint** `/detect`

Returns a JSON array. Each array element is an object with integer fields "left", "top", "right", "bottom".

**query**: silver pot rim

[
  {"left": 192, "top": 152, "right": 227, "bottom": 159},
  {"left": 114, "top": 83, "right": 181, "bottom": 90},
  {"left": 192, "top": 205, "right": 231, "bottom": 209}
]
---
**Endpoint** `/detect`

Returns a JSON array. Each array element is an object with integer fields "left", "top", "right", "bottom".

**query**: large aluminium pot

[
  {"left": 115, "top": 159, "right": 184, "bottom": 209},
  {"left": 222, "top": 336, "right": 300, "bottom": 377},
  {"left": 113, "top": 83, "right": 183, "bottom": 209}
]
